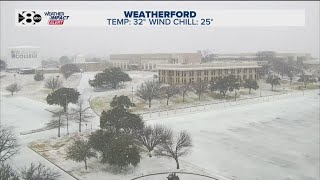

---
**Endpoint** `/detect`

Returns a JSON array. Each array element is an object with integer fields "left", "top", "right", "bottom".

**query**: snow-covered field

[{"left": 1, "top": 70, "right": 319, "bottom": 180}]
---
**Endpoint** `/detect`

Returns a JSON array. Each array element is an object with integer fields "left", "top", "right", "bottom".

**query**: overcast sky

[{"left": 0, "top": 1, "right": 319, "bottom": 59}]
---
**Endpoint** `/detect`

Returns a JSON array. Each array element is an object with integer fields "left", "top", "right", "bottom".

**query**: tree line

[{"left": 65, "top": 95, "right": 193, "bottom": 170}]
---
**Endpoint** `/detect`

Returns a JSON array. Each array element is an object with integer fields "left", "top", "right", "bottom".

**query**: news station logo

[
  {"left": 44, "top": 11, "right": 70, "bottom": 25},
  {"left": 18, "top": 11, "right": 42, "bottom": 25}
]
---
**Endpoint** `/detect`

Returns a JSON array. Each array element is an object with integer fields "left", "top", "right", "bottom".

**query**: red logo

[{"left": 49, "top": 20, "right": 64, "bottom": 25}]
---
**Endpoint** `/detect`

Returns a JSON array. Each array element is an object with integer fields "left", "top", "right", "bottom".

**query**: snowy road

[
  {"left": 1, "top": 95, "right": 76, "bottom": 180},
  {"left": 148, "top": 90, "right": 320, "bottom": 180}
]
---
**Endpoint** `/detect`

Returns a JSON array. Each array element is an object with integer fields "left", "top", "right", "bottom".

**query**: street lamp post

[{"left": 14, "top": 74, "right": 16, "bottom": 83}]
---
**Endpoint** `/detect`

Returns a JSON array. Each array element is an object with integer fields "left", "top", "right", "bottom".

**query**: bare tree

[
  {"left": 155, "top": 131, "right": 192, "bottom": 169},
  {"left": 20, "top": 162, "right": 61, "bottom": 180},
  {"left": 192, "top": 81, "right": 208, "bottom": 100},
  {"left": 45, "top": 77, "right": 63, "bottom": 92},
  {"left": 178, "top": 83, "right": 191, "bottom": 103},
  {"left": 0, "top": 163, "right": 19, "bottom": 180},
  {"left": 161, "top": 84, "right": 179, "bottom": 105},
  {"left": 5, "top": 83, "right": 21, "bottom": 96},
  {"left": 136, "top": 81, "right": 162, "bottom": 108},
  {"left": 138, "top": 124, "right": 172, "bottom": 157},
  {"left": 48, "top": 108, "right": 65, "bottom": 137},
  {"left": 70, "top": 98, "right": 94, "bottom": 132},
  {"left": 0, "top": 126, "right": 19, "bottom": 162}
]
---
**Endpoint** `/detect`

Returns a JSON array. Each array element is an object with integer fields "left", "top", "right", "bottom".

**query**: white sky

[{"left": 0, "top": 1, "right": 319, "bottom": 59}]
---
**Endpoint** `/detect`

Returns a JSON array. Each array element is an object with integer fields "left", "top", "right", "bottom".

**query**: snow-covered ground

[
  {"left": 1, "top": 70, "right": 319, "bottom": 180},
  {"left": 148, "top": 90, "right": 320, "bottom": 180}
]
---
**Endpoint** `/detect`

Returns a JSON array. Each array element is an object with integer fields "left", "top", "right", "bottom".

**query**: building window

[
  {"left": 243, "top": 75, "right": 247, "bottom": 80},
  {"left": 218, "top": 70, "right": 222, "bottom": 75},
  {"left": 197, "top": 71, "right": 201, "bottom": 76},
  {"left": 249, "top": 74, "right": 252, "bottom": 79},
  {"left": 243, "top": 69, "right": 247, "bottom": 73},
  {"left": 224, "top": 69, "right": 228, "bottom": 74},
  {"left": 237, "top": 69, "right": 241, "bottom": 74},
  {"left": 211, "top": 77, "right": 213, "bottom": 81},
  {"left": 249, "top": 69, "right": 252, "bottom": 73},
  {"left": 237, "top": 75, "right": 241, "bottom": 80},
  {"left": 204, "top": 70, "right": 208, "bottom": 76},
  {"left": 231, "top": 69, "right": 235, "bottom": 74},
  {"left": 189, "top": 71, "right": 194, "bottom": 76}
]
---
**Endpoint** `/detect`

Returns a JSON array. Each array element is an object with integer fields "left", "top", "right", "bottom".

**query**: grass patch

[{"left": 90, "top": 96, "right": 111, "bottom": 115}]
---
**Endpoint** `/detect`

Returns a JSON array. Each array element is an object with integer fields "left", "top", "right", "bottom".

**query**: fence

[{"left": 139, "top": 91, "right": 304, "bottom": 120}]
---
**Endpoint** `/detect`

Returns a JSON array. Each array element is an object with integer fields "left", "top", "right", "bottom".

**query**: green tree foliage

[
  {"left": 191, "top": 81, "right": 208, "bottom": 100},
  {"left": 298, "top": 74, "right": 317, "bottom": 88},
  {"left": 266, "top": 75, "right": 281, "bottom": 91},
  {"left": 136, "top": 81, "right": 162, "bottom": 108},
  {"left": 89, "top": 131, "right": 141, "bottom": 168},
  {"left": 155, "top": 131, "right": 192, "bottom": 169},
  {"left": 100, "top": 107, "right": 144, "bottom": 135},
  {"left": 66, "top": 139, "right": 96, "bottom": 170},
  {"left": 167, "top": 173, "right": 180, "bottom": 180},
  {"left": 46, "top": 88, "right": 80, "bottom": 112},
  {"left": 60, "top": 64, "right": 80, "bottom": 79},
  {"left": 243, "top": 79, "right": 259, "bottom": 94},
  {"left": 89, "top": 67, "right": 131, "bottom": 89},
  {"left": 138, "top": 124, "right": 172, "bottom": 157},
  {"left": 59, "top": 56, "right": 72, "bottom": 65},
  {"left": 104, "top": 134, "right": 140, "bottom": 168},
  {"left": 34, "top": 72, "right": 45, "bottom": 81},
  {"left": 5, "top": 83, "right": 21, "bottom": 96},
  {"left": 214, "top": 75, "right": 240, "bottom": 97},
  {"left": 161, "top": 84, "right": 179, "bottom": 105},
  {"left": 110, "top": 95, "right": 134, "bottom": 109}
]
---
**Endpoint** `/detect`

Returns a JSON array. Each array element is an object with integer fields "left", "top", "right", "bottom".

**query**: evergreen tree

[
  {"left": 243, "top": 79, "right": 259, "bottom": 94},
  {"left": 66, "top": 139, "right": 96, "bottom": 170},
  {"left": 46, "top": 88, "right": 80, "bottom": 112},
  {"left": 298, "top": 73, "right": 317, "bottom": 88},
  {"left": 89, "top": 131, "right": 141, "bottom": 168},
  {"left": 215, "top": 75, "right": 240, "bottom": 97},
  {"left": 110, "top": 95, "right": 134, "bottom": 108},
  {"left": 89, "top": 67, "right": 131, "bottom": 89},
  {"left": 60, "top": 64, "right": 80, "bottom": 79},
  {"left": 104, "top": 134, "right": 141, "bottom": 168},
  {"left": 266, "top": 75, "right": 281, "bottom": 91},
  {"left": 100, "top": 107, "right": 144, "bottom": 135},
  {"left": 34, "top": 72, "right": 45, "bottom": 81}
]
